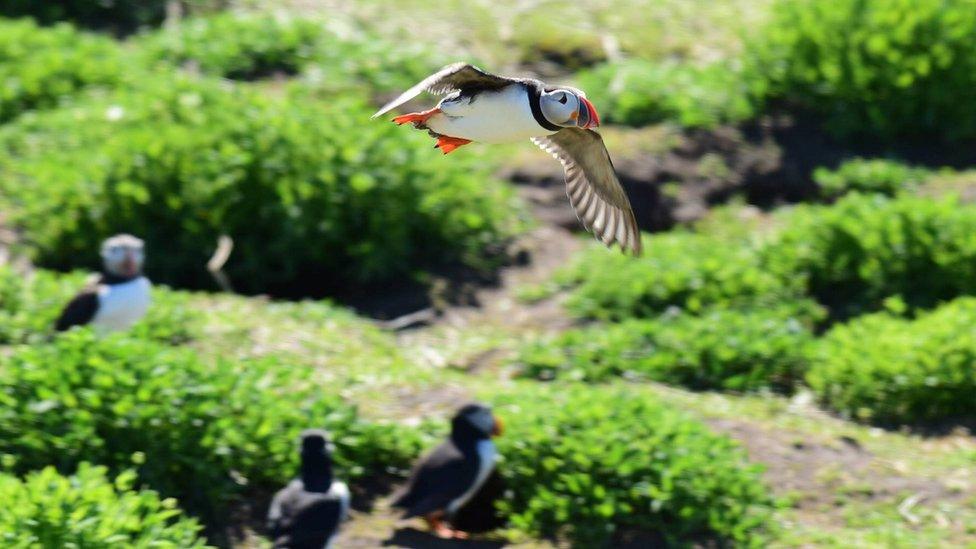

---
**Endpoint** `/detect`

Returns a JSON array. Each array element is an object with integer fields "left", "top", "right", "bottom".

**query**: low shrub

[
  {"left": 138, "top": 13, "right": 436, "bottom": 92},
  {"left": 576, "top": 59, "right": 755, "bottom": 128},
  {"left": 0, "top": 331, "right": 425, "bottom": 528},
  {"left": 0, "top": 464, "right": 208, "bottom": 547},
  {"left": 0, "top": 18, "right": 131, "bottom": 123},
  {"left": 746, "top": 0, "right": 976, "bottom": 141},
  {"left": 761, "top": 194, "right": 976, "bottom": 317},
  {"left": 808, "top": 297, "right": 976, "bottom": 424},
  {"left": 0, "top": 265, "right": 198, "bottom": 344},
  {"left": 814, "top": 158, "right": 928, "bottom": 199},
  {"left": 560, "top": 231, "right": 800, "bottom": 320},
  {"left": 517, "top": 301, "right": 822, "bottom": 391},
  {"left": 490, "top": 384, "right": 771, "bottom": 546},
  {"left": 0, "top": 75, "right": 523, "bottom": 296},
  {"left": 0, "top": 0, "right": 216, "bottom": 34}
]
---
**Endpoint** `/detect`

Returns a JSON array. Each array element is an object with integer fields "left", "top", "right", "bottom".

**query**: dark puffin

[
  {"left": 373, "top": 62, "right": 642, "bottom": 255},
  {"left": 391, "top": 403, "right": 503, "bottom": 539},
  {"left": 267, "top": 429, "right": 350, "bottom": 549},
  {"left": 54, "top": 234, "right": 151, "bottom": 333}
]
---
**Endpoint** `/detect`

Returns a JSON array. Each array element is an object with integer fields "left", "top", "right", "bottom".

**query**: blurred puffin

[
  {"left": 267, "top": 429, "right": 350, "bottom": 549},
  {"left": 391, "top": 403, "right": 503, "bottom": 539},
  {"left": 373, "top": 62, "right": 641, "bottom": 255},
  {"left": 54, "top": 234, "right": 151, "bottom": 333}
]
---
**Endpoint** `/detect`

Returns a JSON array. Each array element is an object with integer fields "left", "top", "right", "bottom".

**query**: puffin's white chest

[
  {"left": 92, "top": 277, "right": 151, "bottom": 332},
  {"left": 427, "top": 85, "right": 558, "bottom": 144},
  {"left": 447, "top": 439, "right": 497, "bottom": 515}
]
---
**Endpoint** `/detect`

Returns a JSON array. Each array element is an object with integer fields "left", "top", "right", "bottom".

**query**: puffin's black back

[
  {"left": 391, "top": 404, "right": 495, "bottom": 519},
  {"left": 267, "top": 429, "right": 343, "bottom": 548}
]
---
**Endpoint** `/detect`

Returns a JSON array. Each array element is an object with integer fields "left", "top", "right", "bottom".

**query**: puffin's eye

[{"left": 558, "top": 94, "right": 568, "bottom": 105}]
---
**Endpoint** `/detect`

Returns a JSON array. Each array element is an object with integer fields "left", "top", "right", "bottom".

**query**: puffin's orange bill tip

[
  {"left": 492, "top": 416, "right": 504, "bottom": 436},
  {"left": 582, "top": 98, "right": 600, "bottom": 128}
]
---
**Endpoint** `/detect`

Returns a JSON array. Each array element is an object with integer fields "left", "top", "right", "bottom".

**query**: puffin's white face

[
  {"left": 540, "top": 88, "right": 601, "bottom": 129},
  {"left": 101, "top": 234, "right": 145, "bottom": 278}
]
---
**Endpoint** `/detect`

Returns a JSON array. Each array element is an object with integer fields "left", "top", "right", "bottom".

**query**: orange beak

[
  {"left": 491, "top": 416, "right": 503, "bottom": 437},
  {"left": 578, "top": 97, "right": 600, "bottom": 129}
]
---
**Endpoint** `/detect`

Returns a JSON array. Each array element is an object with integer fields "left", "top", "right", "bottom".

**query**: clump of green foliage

[
  {"left": 814, "top": 158, "right": 929, "bottom": 199},
  {"left": 0, "top": 464, "right": 208, "bottom": 548},
  {"left": 0, "top": 265, "right": 198, "bottom": 344},
  {"left": 577, "top": 59, "right": 754, "bottom": 128},
  {"left": 138, "top": 13, "right": 436, "bottom": 92},
  {"left": 138, "top": 13, "right": 325, "bottom": 79},
  {"left": 762, "top": 194, "right": 976, "bottom": 318},
  {"left": 0, "top": 75, "right": 523, "bottom": 296},
  {"left": 0, "top": 330, "right": 425, "bottom": 527},
  {"left": 808, "top": 297, "right": 976, "bottom": 424},
  {"left": 746, "top": 0, "right": 976, "bottom": 141},
  {"left": 518, "top": 301, "right": 822, "bottom": 391},
  {"left": 491, "top": 384, "right": 771, "bottom": 547},
  {"left": 560, "top": 231, "right": 799, "bottom": 320},
  {"left": 0, "top": 18, "right": 132, "bottom": 123}
]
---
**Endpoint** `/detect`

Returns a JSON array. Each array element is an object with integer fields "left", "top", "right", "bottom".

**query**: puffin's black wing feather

[
  {"left": 371, "top": 63, "right": 515, "bottom": 119},
  {"left": 391, "top": 439, "right": 478, "bottom": 518},
  {"left": 532, "top": 128, "right": 643, "bottom": 255},
  {"left": 54, "top": 290, "right": 99, "bottom": 331}
]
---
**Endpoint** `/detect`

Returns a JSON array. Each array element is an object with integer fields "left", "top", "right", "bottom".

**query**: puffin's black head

[
  {"left": 450, "top": 403, "right": 503, "bottom": 446},
  {"left": 299, "top": 428, "right": 334, "bottom": 492},
  {"left": 101, "top": 233, "right": 145, "bottom": 279}
]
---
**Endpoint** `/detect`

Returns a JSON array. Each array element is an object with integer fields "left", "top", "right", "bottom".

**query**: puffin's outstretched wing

[
  {"left": 533, "top": 128, "right": 642, "bottom": 255},
  {"left": 372, "top": 63, "right": 514, "bottom": 119}
]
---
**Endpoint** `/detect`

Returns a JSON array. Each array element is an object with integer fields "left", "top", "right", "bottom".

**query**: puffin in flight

[
  {"left": 54, "top": 234, "right": 151, "bottom": 333},
  {"left": 373, "top": 62, "right": 642, "bottom": 255},
  {"left": 267, "top": 429, "right": 350, "bottom": 549},
  {"left": 392, "top": 403, "right": 503, "bottom": 539}
]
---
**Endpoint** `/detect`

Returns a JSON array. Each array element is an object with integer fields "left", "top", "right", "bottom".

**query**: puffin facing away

[
  {"left": 391, "top": 403, "right": 503, "bottom": 539},
  {"left": 54, "top": 234, "right": 151, "bottom": 333},
  {"left": 267, "top": 429, "right": 350, "bottom": 549},
  {"left": 373, "top": 62, "right": 642, "bottom": 255}
]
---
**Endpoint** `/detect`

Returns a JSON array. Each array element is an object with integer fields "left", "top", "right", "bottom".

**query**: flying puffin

[
  {"left": 391, "top": 403, "right": 503, "bottom": 539},
  {"left": 267, "top": 429, "right": 350, "bottom": 549},
  {"left": 373, "top": 62, "right": 642, "bottom": 255},
  {"left": 54, "top": 234, "right": 151, "bottom": 333}
]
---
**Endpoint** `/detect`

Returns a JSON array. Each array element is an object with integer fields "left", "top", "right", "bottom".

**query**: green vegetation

[
  {"left": 491, "top": 384, "right": 772, "bottom": 547},
  {"left": 518, "top": 302, "right": 821, "bottom": 391},
  {"left": 0, "top": 0, "right": 176, "bottom": 34},
  {"left": 560, "top": 231, "right": 799, "bottom": 320},
  {"left": 577, "top": 59, "right": 754, "bottom": 128},
  {"left": 0, "top": 464, "right": 208, "bottom": 548},
  {"left": 0, "top": 75, "right": 522, "bottom": 296},
  {"left": 814, "top": 158, "right": 928, "bottom": 199},
  {"left": 0, "top": 330, "right": 425, "bottom": 526},
  {"left": 747, "top": 0, "right": 976, "bottom": 141},
  {"left": 763, "top": 194, "right": 976, "bottom": 317},
  {"left": 0, "top": 19, "right": 131, "bottom": 123},
  {"left": 809, "top": 298, "right": 976, "bottom": 424}
]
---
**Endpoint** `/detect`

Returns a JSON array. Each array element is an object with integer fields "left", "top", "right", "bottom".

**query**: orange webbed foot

[
  {"left": 434, "top": 136, "right": 472, "bottom": 155},
  {"left": 392, "top": 108, "right": 442, "bottom": 126}
]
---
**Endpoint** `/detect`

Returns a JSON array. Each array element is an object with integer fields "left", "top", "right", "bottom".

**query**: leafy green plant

[
  {"left": 0, "top": 75, "right": 523, "bottom": 296},
  {"left": 0, "top": 265, "right": 198, "bottom": 344},
  {"left": 490, "top": 384, "right": 771, "bottom": 547},
  {"left": 137, "top": 13, "right": 437, "bottom": 92},
  {"left": 0, "top": 1, "right": 226, "bottom": 34},
  {"left": 814, "top": 158, "right": 929, "bottom": 199},
  {"left": 0, "top": 464, "right": 208, "bottom": 548},
  {"left": 808, "top": 297, "right": 976, "bottom": 424},
  {"left": 0, "top": 331, "right": 425, "bottom": 529},
  {"left": 517, "top": 301, "right": 822, "bottom": 391},
  {"left": 746, "top": 0, "right": 976, "bottom": 141},
  {"left": 577, "top": 59, "right": 755, "bottom": 128},
  {"left": 0, "top": 18, "right": 132, "bottom": 123},
  {"left": 761, "top": 194, "right": 976, "bottom": 318},
  {"left": 559, "top": 231, "right": 800, "bottom": 320}
]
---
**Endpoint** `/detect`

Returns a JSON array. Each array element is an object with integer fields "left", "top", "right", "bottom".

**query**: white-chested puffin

[
  {"left": 267, "top": 429, "right": 350, "bottom": 549},
  {"left": 54, "top": 234, "right": 151, "bottom": 333},
  {"left": 391, "top": 403, "right": 503, "bottom": 539},
  {"left": 373, "top": 62, "right": 642, "bottom": 255}
]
